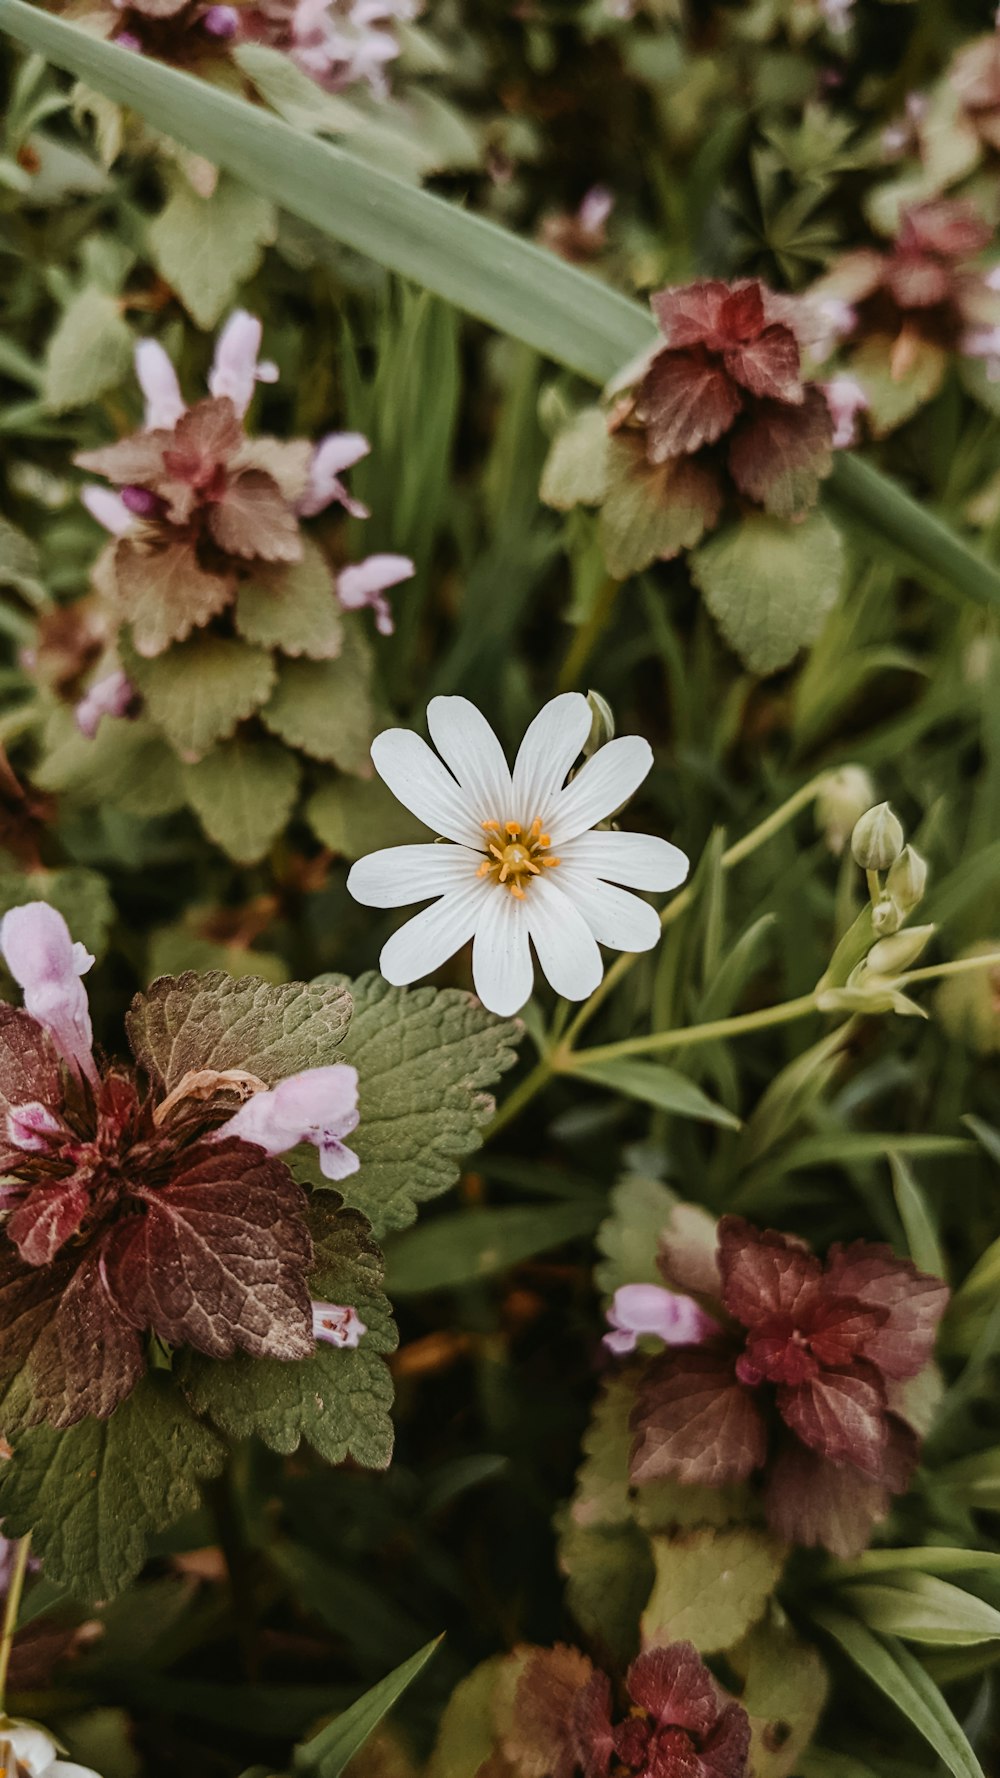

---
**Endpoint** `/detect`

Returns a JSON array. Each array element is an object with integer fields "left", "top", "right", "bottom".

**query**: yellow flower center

[{"left": 478, "top": 818, "right": 561, "bottom": 899}]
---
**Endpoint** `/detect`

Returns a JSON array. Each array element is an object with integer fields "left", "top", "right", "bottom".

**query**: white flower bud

[
  {"left": 867, "top": 924, "right": 935, "bottom": 977},
  {"left": 885, "top": 844, "right": 928, "bottom": 913},
  {"left": 816, "top": 766, "right": 877, "bottom": 855},
  {"left": 871, "top": 895, "right": 903, "bottom": 937},
  {"left": 584, "top": 689, "right": 616, "bottom": 758},
  {"left": 851, "top": 802, "right": 905, "bottom": 871}
]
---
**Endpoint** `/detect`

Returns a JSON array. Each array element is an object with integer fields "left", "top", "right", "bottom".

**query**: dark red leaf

[
  {"left": 508, "top": 1645, "right": 600, "bottom": 1778},
  {"left": 0, "top": 1006, "right": 63, "bottom": 1171},
  {"left": 825, "top": 1241, "right": 948, "bottom": 1379},
  {"left": 726, "top": 388, "right": 833, "bottom": 519},
  {"left": 700, "top": 1704, "right": 752, "bottom": 1778},
  {"left": 723, "top": 324, "right": 803, "bottom": 402},
  {"left": 797, "top": 1295, "right": 888, "bottom": 1371},
  {"left": 7, "top": 1175, "right": 91, "bottom": 1266},
  {"left": 717, "top": 1217, "right": 822, "bottom": 1330},
  {"left": 634, "top": 350, "right": 743, "bottom": 461},
  {"left": 627, "top": 1643, "right": 718, "bottom": 1738},
  {"left": 103, "top": 1137, "right": 314, "bottom": 1361},
  {"left": 115, "top": 536, "right": 233, "bottom": 657},
  {"left": 0, "top": 1248, "right": 69, "bottom": 1377},
  {"left": 718, "top": 284, "right": 766, "bottom": 343},
  {"left": 75, "top": 431, "right": 171, "bottom": 488},
  {"left": 25, "top": 1247, "right": 145, "bottom": 1427},
  {"left": 762, "top": 1438, "right": 893, "bottom": 1558},
  {"left": 777, "top": 1361, "right": 888, "bottom": 1476},
  {"left": 631, "top": 1346, "right": 768, "bottom": 1488},
  {"left": 651, "top": 281, "right": 734, "bottom": 349},
  {"left": 208, "top": 469, "right": 303, "bottom": 564},
  {"left": 899, "top": 200, "right": 992, "bottom": 262}
]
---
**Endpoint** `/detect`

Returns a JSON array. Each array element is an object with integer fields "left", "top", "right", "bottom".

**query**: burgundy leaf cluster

[
  {"left": 503, "top": 1640, "right": 750, "bottom": 1778},
  {"left": 614, "top": 277, "right": 835, "bottom": 528},
  {"left": 0, "top": 996, "right": 318, "bottom": 1429},
  {"left": 630, "top": 1213, "right": 949, "bottom": 1557}
]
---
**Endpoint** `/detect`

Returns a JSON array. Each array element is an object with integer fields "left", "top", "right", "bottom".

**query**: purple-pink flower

[
  {"left": 337, "top": 554, "right": 415, "bottom": 636},
  {"left": 0, "top": 903, "right": 97, "bottom": 1085},
  {"left": 823, "top": 374, "right": 868, "bottom": 448},
  {"left": 74, "top": 667, "right": 136, "bottom": 739},
  {"left": 216, "top": 1064, "right": 361, "bottom": 1179},
  {"left": 312, "top": 1300, "right": 367, "bottom": 1347},
  {"left": 604, "top": 1282, "right": 720, "bottom": 1355}
]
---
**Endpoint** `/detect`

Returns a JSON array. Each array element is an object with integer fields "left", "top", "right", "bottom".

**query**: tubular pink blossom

[
  {"left": 823, "top": 375, "right": 868, "bottom": 449},
  {"left": 6, "top": 1101, "right": 63, "bottom": 1154},
  {"left": 81, "top": 484, "right": 134, "bottom": 536},
  {"left": 0, "top": 902, "right": 97, "bottom": 1084},
  {"left": 135, "top": 338, "right": 186, "bottom": 430},
  {"left": 311, "top": 1300, "right": 367, "bottom": 1348},
  {"left": 298, "top": 431, "right": 371, "bottom": 518},
  {"left": 75, "top": 668, "right": 136, "bottom": 739},
  {"left": 215, "top": 1064, "right": 361, "bottom": 1179},
  {"left": 604, "top": 1282, "right": 720, "bottom": 1355},
  {"left": 208, "top": 310, "right": 279, "bottom": 416},
  {"left": 337, "top": 553, "right": 415, "bottom": 636}
]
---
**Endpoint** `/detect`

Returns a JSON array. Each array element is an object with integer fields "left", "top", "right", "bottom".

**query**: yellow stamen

[{"left": 476, "top": 816, "right": 561, "bottom": 898}]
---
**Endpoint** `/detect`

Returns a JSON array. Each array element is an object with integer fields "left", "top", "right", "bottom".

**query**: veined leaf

[
  {"left": 2, "top": 1, "right": 1000, "bottom": 613},
  {"left": 840, "top": 1573, "right": 1000, "bottom": 1645},
  {"left": 293, "top": 1635, "right": 443, "bottom": 1776},
  {"left": 571, "top": 1056, "right": 741, "bottom": 1130}
]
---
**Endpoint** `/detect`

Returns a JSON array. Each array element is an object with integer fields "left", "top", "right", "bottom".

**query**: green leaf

[
  {"left": 35, "top": 713, "right": 186, "bottom": 816},
  {"left": 598, "top": 437, "right": 719, "bottom": 578},
  {"left": 261, "top": 624, "right": 376, "bottom": 772},
  {"left": 557, "top": 1513, "right": 652, "bottom": 1666},
  {"left": 573, "top": 1055, "right": 741, "bottom": 1130},
  {"left": 539, "top": 406, "right": 610, "bottom": 510},
  {"left": 641, "top": 1526, "right": 786, "bottom": 1655},
  {"left": 129, "top": 634, "right": 276, "bottom": 761},
  {"left": 306, "top": 773, "right": 426, "bottom": 860},
  {"left": 147, "top": 173, "right": 277, "bottom": 330},
  {"left": 848, "top": 334, "right": 946, "bottom": 437},
  {"left": 839, "top": 1574, "right": 1000, "bottom": 1646},
  {"left": 42, "top": 286, "right": 133, "bottom": 413},
  {"left": 234, "top": 541, "right": 343, "bottom": 660},
  {"left": 728, "top": 1619, "right": 830, "bottom": 1778},
  {"left": 838, "top": 1546, "right": 1000, "bottom": 1580},
  {"left": 294, "top": 1635, "right": 443, "bottom": 1777},
  {"left": 888, "top": 1151, "right": 947, "bottom": 1280},
  {"left": 0, "top": 1375, "right": 225, "bottom": 1601},
  {"left": 384, "top": 1201, "right": 601, "bottom": 1295},
  {"left": 593, "top": 1172, "right": 677, "bottom": 1298},
  {"left": 182, "top": 731, "right": 301, "bottom": 863},
  {"left": 690, "top": 510, "right": 845, "bottom": 677},
  {"left": 312, "top": 972, "right": 521, "bottom": 1237},
  {"left": 126, "top": 968, "right": 352, "bottom": 1090},
  {"left": 183, "top": 1203, "right": 396, "bottom": 1471},
  {"left": 933, "top": 1450, "right": 1000, "bottom": 1512},
  {"left": 812, "top": 1608, "right": 986, "bottom": 1778},
  {"left": 0, "top": 865, "right": 114, "bottom": 959},
  {"left": 425, "top": 1656, "right": 513, "bottom": 1778}
]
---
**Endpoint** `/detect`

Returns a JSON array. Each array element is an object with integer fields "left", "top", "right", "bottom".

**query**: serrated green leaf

[
  {"left": 384, "top": 1201, "right": 600, "bottom": 1295},
  {"left": 182, "top": 732, "right": 301, "bottom": 863},
  {"left": 812, "top": 1609, "right": 986, "bottom": 1778},
  {"left": 306, "top": 772, "right": 426, "bottom": 860},
  {"left": 294, "top": 1637, "right": 443, "bottom": 1778},
  {"left": 234, "top": 541, "right": 343, "bottom": 661},
  {"left": 0, "top": 1375, "right": 225, "bottom": 1601},
  {"left": 573, "top": 1056, "right": 740, "bottom": 1129},
  {"left": 129, "top": 634, "right": 276, "bottom": 761},
  {"left": 309, "top": 972, "right": 521, "bottom": 1237},
  {"left": 0, "top": 865, "right": 114, "bottom": 958},
  {"left": 148, "top": 173, "right": 277, "bottom": 330},
  {"left": 125, "top": 968, "right": 351, "bottom": 1089},
  {"left": 598, "top": 437, "right": 718, "bottom": 578},
  {"left": 641, "top": 1526, "right": 786, "bottom": 1655},
  {"left": 42, "top": 286, "right": 132, "bottom": 414},
  {"left": 35, "top": 713, "right": 186, "bottom": 816},
  {"left": 728, "top": 1618, "right": 829, "bottom": 1778},
  {"left": 566, "top": 1375, "right": 635, "bottom": 1531},
  {"left": 557, "top": 1512, "right": 652, "bottom": 1665},
  {"left": 182, "top": 1204, "right": 396, "bottom": 1471},
  {"left": 690, "top": 509, "right": 845, "bottom": 677},
  {"left": 539, "top": 406, "right": 609, "bottom": 510},
  {"left": 261, "top": 624, "right": 376, "bottom": 772},
  {"left": 425, "top": 1656, "right": 511, "bottom": 1778},
  {"left": 593, "top": 1173, "right": 677, "bottom": 1298},
  {"left": 839, "top": 1574, "right": 1000, "bottom": 1646}
]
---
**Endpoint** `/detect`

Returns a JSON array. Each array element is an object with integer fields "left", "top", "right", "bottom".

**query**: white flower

[
  {"left": 346, "top": 693, "right": 689, "bottom": 1017},
  {"left": 0, "top": 1717, "right": 102, "bottom": 1777}
]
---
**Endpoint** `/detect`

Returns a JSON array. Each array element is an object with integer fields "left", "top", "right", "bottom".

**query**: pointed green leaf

[
  {"left": 840, "top": 1573, "right": 1000, "bottom": 1646},
  {"left": 573, "top": 1055, "right": 740, "bottom": 1130},
  {"left": 294, "top": 1636, "right": 443, "bottom": 1776}
]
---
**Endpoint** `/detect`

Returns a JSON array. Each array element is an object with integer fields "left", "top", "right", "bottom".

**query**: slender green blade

[
  {"left": 572, "top": 1055, "right": 741, "bottom": 1129},
  {"left": 294, "top": 1635, "right": 443, "bottom": 1776}
]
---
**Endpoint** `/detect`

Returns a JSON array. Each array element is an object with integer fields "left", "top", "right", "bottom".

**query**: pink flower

[
  {"left": 298, "top": 431, "right": 371, "bottom": 519},
  {"left": 207, "top": 309, "right": 279, "bottom": 417},
  {"left": 81, "top": 484, "right": 134, "bottom": 536},
  {"left": 202, "top": 3, "right": 240, "bottom": 34},
  {"left": 312, "top": 1300, "right": 367, "bottom": 1347},
  {"left": 577, "top": 185, "right": 614, "bottom": 236},
  {"left": 0, "top": 903, "right": 97, "bottom": 1085},
  {"left": 75, "top": 668, "right": 136, "bottom": 739},
  {"left": 604, "top": 1282, "right": 719, "bottom": 1355},
  {"left": 824, "top": 374, "right": 868, "bottom": 448},
  {"left": 337, "top": 553, "right": 414, "bottom": 636},
  {"left": 135, "top": 338, "right": 186, "bottom": 430},
  {"left": 6, "top": 1101, "right": 63, "bottom": 1155},
  {"left": 216, "top": 1063, "right": 360, "bottom": 1179}
]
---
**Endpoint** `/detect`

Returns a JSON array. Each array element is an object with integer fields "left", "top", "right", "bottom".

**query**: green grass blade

[
  {"left": 3, "top": 0, "right": 1000, "bottom": 611},
  {"left": 293, "top": 1635, "right": 443, "bottom": 1776}
]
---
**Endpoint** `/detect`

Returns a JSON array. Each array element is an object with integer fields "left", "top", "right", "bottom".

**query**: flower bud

[
  {"left": 816, "top": 766, "right": 877, "bottom": 855},
  {"left": 851, "top": 802, "right": 904, "bottom": 871},
  {"left": 584, "top": 689, "right": 616, "bottom": 758},
  {"left": 936, "top": 942, "right": 1000, "bottom": 1054},
  {"left": 885, "top": 844, "right": 928, "bottom": 914},
  {"left": 867, "top": 924, "right": 935, "bottom": 977},
  {"left": 871, "top": 895, "right": 903, "bottom": 937}
]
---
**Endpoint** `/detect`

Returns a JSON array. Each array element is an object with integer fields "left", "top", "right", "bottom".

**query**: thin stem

[
  {"left": 902, "top": 951, "right": 1000, "bottom": 985},
  {"left": 557, "top": 577, "right": 621, "bottom": 693},
  {"left": 562, "top": 994, "right": 821, "bottom": 1069},
  {"left": 486, "top": 1058, "right": 550, "bottom": 1141},
  {"left": 0, "top": 1532, "right": 32, "bottom": 1710}
]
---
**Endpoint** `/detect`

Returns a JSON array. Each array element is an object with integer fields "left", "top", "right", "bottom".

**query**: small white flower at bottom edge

[
  {"left": 0, "top": 1717, "right": 102, "bottom": 1777},
  {"left": 346, "top": 693, "right": 689, "bottom": 1017}
]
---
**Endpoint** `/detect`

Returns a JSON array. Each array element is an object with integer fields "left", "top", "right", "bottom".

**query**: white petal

[
  {"left": 379, "top": 877, "right": 490, "bottom": 985},
  {"left": 558, "top": 829, "right": 689, "bottom": 891},
  {"left": 547, "top": 736, "right": 653, "bottom": 843},
  {"left": 347, "top": 843, "right": 479, "bottom": 908},
  {"left": 511, "top": 692, "right": 591, "bottom": 825},
  {"left": 134, "top": 339, "right": 185, "bottom": 430},
  {"left": 471, "top": 888, "right": 533, "bottom": 1016},
  {"left": 524, "top": 875, "right": 603, "bottom": 1002},
  {"left": 370, "top": 727, "right": 485, "bottom": 848},
  {"left": 427, "top": 696, "right": 514, "bottom": 825},
  {"left": 556, "top": 867, "right": 661, "bottom": 952},
  {"left": 81, "top": 484, "right": 133, "bottom": 536}
]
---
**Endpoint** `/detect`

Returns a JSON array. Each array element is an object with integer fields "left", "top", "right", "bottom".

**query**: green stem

[
  {"left": 563, "top": 994, "right": 821, "bottom": 1069},
  {"left": 558, "top": 577, "right": 621, "bottom": 693},
  {"left": 901, "top": 951, "right": 1000, "bottom": 985},
  {"left": 0, "top": 1532, "right": 31, "bottom": 1712},
  {"left": 485, "top": 1058, "right": 551, "bottom": 1141}
]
